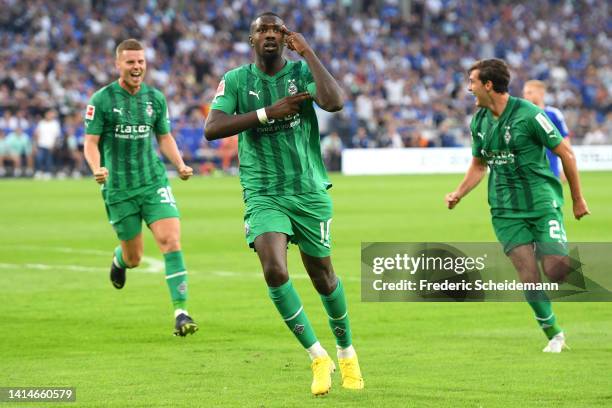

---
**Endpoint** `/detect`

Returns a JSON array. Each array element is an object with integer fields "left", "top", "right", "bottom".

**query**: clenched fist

[
  {"left": 178, "top": 165, "right": 193, "bottom": 180},
  {"left": 93, "top": 167, "right": 108, "bottom": 184}
]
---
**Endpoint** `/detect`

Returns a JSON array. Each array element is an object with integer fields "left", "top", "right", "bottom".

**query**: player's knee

[
  {"left": 316, "top": 276, "right": 337, "bottom": 296},
  {"left": 157, "top": 235, "right": 180, "bottom": 253},
  {"left": 309, "top": 267, "right": 337, "bottom": 295},
  {"left": 124, "top": 252, "right": 142, "bottom": 268},
  {"left": 262, "top": 262, "right": 289, "bottom": 286},
  {"left": 543, "top": 258, "right": 570, "bottom": 283}
]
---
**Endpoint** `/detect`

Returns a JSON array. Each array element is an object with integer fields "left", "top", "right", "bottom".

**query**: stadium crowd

[{"left": 0, "top": 0, "right": 609, "bottom": 176}]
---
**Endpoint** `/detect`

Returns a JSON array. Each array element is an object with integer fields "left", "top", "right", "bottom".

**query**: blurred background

[{"left": 0, "top": 0, "right": 609, "bottom": 178}]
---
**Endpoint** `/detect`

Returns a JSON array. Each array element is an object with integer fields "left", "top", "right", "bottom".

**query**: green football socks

[
  {"left": 113, "top": 246, "right": 127, "bottom": 268},
  {"left": 164, "top": 251, "right": 188, "bottom": 311},
  {"left": 268, "top": 279, "right": 318, "bottom": 349},
  {"left": 321, "top": 279, "right": 353, "bottom": 348},
  {"left": 524, "top": 290, "right": 562, "bottom": 339}
]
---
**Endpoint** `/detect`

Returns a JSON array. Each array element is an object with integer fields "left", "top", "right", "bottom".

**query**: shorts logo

[
  {"left": 86, "top": 105, "right": 95, "bottom": 120},
  {"left": 244, "top": 222, "right": 250, "bottom": 237},
  {"left": 333, "top": 326, "right": 346, "bottom": 337},
  {"left": 293, "top": 324, "right": 305, "bottom": 335},
  {"left": 288, "top": 79, "right": 298, "bottom": 95}
]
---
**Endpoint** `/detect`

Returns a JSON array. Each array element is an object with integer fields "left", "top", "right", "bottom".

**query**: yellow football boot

[{"left": 311, "top": 356, "right": 335, "bottom": 396}]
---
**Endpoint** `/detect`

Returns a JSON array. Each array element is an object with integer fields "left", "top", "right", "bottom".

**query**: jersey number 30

[{"left": 157, "top": 186, "right": 176, "bottom": 207}]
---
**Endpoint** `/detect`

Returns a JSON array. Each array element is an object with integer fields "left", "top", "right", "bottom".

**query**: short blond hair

[
  {"left": 524, "top": 80, "right": 546, "bottom": 91},
  {"left": 115, "top": 39, "right": 144, "bottom": 58}
]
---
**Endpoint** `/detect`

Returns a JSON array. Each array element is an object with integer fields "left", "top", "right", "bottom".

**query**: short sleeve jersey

[
  {"left": 209, "top": 60, "right": 330, "bottom": 199},
  {"left": 84, "top": 81, "right": 170, "bottom": 203},
  {"left": 470, "top": 96, "right": 564, "bottom": 217}
]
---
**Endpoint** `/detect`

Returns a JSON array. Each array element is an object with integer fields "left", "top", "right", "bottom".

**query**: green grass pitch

[{"left": 1, "top": 172, "right": 611, "bottom": 407}]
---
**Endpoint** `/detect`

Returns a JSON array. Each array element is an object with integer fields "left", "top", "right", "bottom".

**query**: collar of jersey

[
  {"left": 113, "top": 80, "right": 146, "bottom": 96},
  {"left": 250, "top": 60, "right": 292, "bottom": 81},
  {"left": 487, "top": 95, "right": 516, "bottom": 123}
]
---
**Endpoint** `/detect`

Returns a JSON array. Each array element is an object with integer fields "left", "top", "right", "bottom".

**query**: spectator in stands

[
  {"left": 321, "top": 131, "right": 343, "bottom": 172},
  {"left": 56, "top": 120, "right": 84, "bottom": 178},
  {"left": 0, "top": 129, "right": 8, "bottom": 176},
  {"left": 0, "top": 0, "right": 608, "bottom": 175},
  {"left": 218, "top": 135, "right": 239, "bottom": 174},
  {"left": 34, "top": 109, "right": 61, "bottom": 179},
  {"left": 5, "top": 126, "right": 34, "bottom": 177},
  {"left": 0, "top": 111, "right": 13, "bottom": 131},
  {"left": 583, "top": 124, "right": 608, "bottom": 145},
  {"left": 352, "top": 126, "right": 374, "bottom": 149},
  {"left": 196, "top": 138, "right": 221, "bottom": 175},
  {"left": 376, "top": 121, "right": 404, "bottom": 148}
]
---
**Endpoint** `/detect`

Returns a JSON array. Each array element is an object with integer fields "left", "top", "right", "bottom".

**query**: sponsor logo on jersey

[
  {"left": 146, "top": 104, "right": 153, "bottom": 117},
  {"left": 535, "top": 112, "right": 554, "bottom": 134},
  {"left": 86, "top": 105, "right": 95, "bottom": 120},
  {"left": 481, "top": 149, "right": 515, "bottom": 165},
  {"left": 257, "top": 113, "right": 301, "bottom": 134},
  {"left": 114, "top": 124, "right": 152, "bottom": 139},
  {"left": 213, "top": 80, "right": 225, "bottom": 103},
  {"left": 288, "top": 79, "right": 298, "bottom": 95}
]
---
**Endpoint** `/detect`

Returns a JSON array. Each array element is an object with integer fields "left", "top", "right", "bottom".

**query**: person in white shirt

[{"left": 34, "top": 110, "right": 61, "bottom": 178}]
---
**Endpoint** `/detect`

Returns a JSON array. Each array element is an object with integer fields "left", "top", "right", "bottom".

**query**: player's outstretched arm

[
  {"left": 84, "top": 134, "right": 108, "bottom": 184},
  {"left": 157, "top": 133, "right": 193, "bottom": 180},
  {"left": 445, "top": 157, "right": 487, "bottom": 209},
  {"left": 552, "top": 139, "right": 590, "bottom": 219},
  {"left": 281, "top": 26, "right": 343, "bottom": 112},
  {"left": 204, "top": 92, "right": 312, "bottom": 140}
]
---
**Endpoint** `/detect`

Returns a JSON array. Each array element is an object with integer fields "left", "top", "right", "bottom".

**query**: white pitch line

[
  {"left": 0, "top": 245, "right": 360, "bottom": 282},
  {"left": 1, "top": 245, "right": 164, "bottom": 273}
]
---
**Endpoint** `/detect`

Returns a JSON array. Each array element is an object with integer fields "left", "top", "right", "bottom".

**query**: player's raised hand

[
  {"left": 281, "top": 25, "right": 312, "bottom": 56},
  {"left": 93, "top": 167, "right": 108, "bottom": 184},
  {"left": 266, "top": 92, "right": 312, "bottom": 119},
  {"left": 177, "top": 164, "right": 193, "bottom": 180},
  {"left": 445, "top": 191, "right": 461, "bottom": 209},
  {"left": 572, "top": 197, "right": 590, "bottom": 220}
]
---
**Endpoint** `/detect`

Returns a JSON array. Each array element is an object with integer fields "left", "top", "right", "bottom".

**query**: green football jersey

[
  {"left": 471, "top": 96, "right": 564, "bottom": 217},
  {"left": 85, "top": 81, "right": 171, "bottom": 203},
  {"left": 210, "top": 60, "right": 330, "bottom": 199}
]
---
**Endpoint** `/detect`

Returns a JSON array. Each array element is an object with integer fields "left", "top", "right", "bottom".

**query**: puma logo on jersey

[
  {"left": 113, "top": 108, "right": 123, "bottom": 115},
  {"left": 477, "top": 132, "right": 484, "bottom": 139},
  {"left": 249, "top": 90, "right": 260, "bottom": 100}
]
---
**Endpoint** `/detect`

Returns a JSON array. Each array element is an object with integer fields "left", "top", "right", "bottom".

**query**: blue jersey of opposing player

[{"left": 544, "top": 106, "right": 569, "bottom": 177}]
